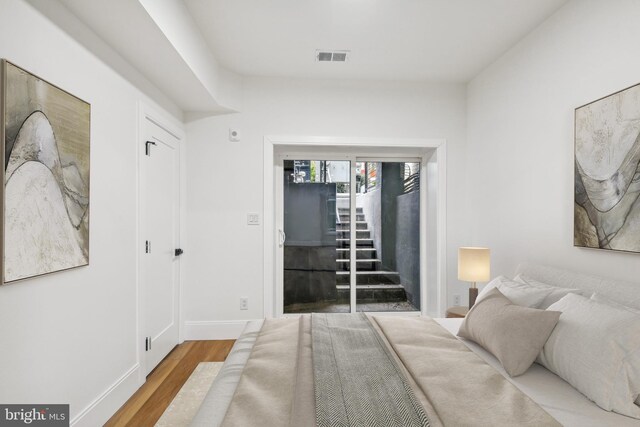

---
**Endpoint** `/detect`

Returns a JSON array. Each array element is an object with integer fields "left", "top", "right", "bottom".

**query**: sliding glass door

[
  {"left": 281, "top": 157, "right": 421, "bottom": 314},
  {"left": 354, "top": 161, "right": 420, "bottom": 312},
  {"left": 282, "top": 160, "right": 351, "bottom": 313}
]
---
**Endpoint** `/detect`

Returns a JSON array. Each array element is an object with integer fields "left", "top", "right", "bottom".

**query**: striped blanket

[{"left": 312, "top": 313, "right": 430, "bottom": 427}]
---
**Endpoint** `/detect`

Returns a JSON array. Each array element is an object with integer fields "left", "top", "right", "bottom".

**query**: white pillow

[
  {"left": 591, "top": 293, "right": 640, "bottom": 408},
  {"left": 514, "top": 274, "right": 585, "bottom": 309},
  {"left": 541, "top": 293, "right": 640, "bottom": 418},
  {"left": 591, "top": 293, "right": 640, "bottom": 315},
  {"left": 477, "top": 276, "right": 551, "bottom": 308}
]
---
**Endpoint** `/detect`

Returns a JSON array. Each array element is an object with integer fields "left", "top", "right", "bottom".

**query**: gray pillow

[{"left": 458, "top": 288, "right": 561, "bottom": 377}]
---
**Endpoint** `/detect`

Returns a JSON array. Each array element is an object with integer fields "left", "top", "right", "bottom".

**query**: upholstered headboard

[{"left": 515, "top": 263, "right": 640, "bottom": 310}]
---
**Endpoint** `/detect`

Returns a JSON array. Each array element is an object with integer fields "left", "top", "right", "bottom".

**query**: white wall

[
  {"left": 467, "top": 0, "right": 640, "bottom": 290},
  {"left": 0, "top": 1, "right": 182, "bottom": 425},
  {"left": 185, "top": 77, "right": 468, "bottom": 334}
]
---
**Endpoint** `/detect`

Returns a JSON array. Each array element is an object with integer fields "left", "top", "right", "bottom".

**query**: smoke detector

[{"left": 316, "top": 50, "right": 349, "bottom": 62}]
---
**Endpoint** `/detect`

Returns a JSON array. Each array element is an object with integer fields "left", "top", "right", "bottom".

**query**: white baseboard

[
  {"left": 184, "top": 319, "right": 259, "bottom": 340},
  {"left": 71, "top": 364, "right": 141, "bottom": 427}
]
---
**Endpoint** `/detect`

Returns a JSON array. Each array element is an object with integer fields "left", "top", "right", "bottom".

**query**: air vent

[
  {"left": 316, "top": 50, "right": 349, "bottom": 62},
  {"left": 317, "top": 51, "right": 332, "bottom": 61},
  {"left": 332, "top": 52, "right": 347, "bottom": 62}
]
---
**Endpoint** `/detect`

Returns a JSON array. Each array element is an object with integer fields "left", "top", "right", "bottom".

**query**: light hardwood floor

[{"left": 105, "top": 340, "right": 235, "bottom": 427}]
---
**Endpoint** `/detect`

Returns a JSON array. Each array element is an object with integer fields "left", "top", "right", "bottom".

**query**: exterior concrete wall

[
  {"left": 358, "top": 189, "right": 381, "bottom": 257},
  {"left": 283, "top": 182, "right": 337, "bottom": 306},
  {"left": 380, "top": 163, "right": 404, "bottom": 271},
  {"left": 283, "top": 246, "right": 337, "bottom": 306},
  {"left": 396, "top": 191, "right": 421, "bottom": 307},
  {"left": 284, "top": 183, "right": 336, "bottom": 246}
]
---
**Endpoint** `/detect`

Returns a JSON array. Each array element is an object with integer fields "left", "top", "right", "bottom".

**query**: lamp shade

[{"left": 458, "top": 247, "right": 490, "bottom": 282}]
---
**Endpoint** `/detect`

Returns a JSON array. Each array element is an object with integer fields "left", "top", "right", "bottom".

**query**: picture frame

[
  {"left": 574, "top": 82, "right": 640, "bottom": 254},
  {"left": 1, "top": 60, "right": 91, "bottom": 283}
]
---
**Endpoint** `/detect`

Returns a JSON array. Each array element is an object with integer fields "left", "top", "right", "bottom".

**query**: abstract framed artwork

[
  {"left": 575, "top": 83, "right": 640, "bottom": 253},
  {"left": 1, "top": 60, "right": 90, "bottom": 283}
]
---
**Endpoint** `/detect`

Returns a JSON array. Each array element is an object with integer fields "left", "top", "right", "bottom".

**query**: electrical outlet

[
  {"left": 453, "top": 294, "right": 461, "bottom": 306},
  {"left": 240, "top": 297, "right": 249, "bottom": 310},
  {"left": 247, "top": 213, "right": 260, "bottom": 225}
]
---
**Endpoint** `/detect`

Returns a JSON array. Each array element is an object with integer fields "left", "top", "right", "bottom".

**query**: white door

[{"left": 141, "top": 118, "right": 181, "bottom": 375}]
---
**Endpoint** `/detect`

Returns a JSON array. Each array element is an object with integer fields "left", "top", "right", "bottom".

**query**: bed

[{"left": 191, "top": 264, "right": 640, "bottom": 426}]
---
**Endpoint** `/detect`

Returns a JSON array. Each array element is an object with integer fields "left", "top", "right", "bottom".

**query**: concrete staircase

[{"left": 335, "top": 207, "right": 408, "bottom": 303}]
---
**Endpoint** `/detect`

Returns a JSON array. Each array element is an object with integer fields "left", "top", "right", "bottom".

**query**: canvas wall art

[
  {"left": 575, "top": 83, "right": 640, "bottom": 253},
  {"left": 1, "top": 60, "right": 90, "bottom": 283}
]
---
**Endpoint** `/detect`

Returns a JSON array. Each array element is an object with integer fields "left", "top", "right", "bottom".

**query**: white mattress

[
  {"left": 437, "top": 318, "right": 640, "bottom": 427},
  {"left": 192, "top": 318, "right": 640, "bottom": 427}
]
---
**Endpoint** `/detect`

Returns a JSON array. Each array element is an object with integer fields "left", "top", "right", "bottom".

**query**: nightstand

[{"left": 446, "top": 306, "right": 469, "bottom": 318}]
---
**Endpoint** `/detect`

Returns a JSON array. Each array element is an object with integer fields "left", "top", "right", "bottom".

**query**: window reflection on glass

[{"left": 283, "top": 160, "right": 351, "bottom": 313}]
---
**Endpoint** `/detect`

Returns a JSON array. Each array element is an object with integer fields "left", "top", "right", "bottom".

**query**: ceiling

[
  {"left": 38, "top": 0, "right": 568, "bottom": 115},
  {"left": 185, "top": 0, "right": 568, "bottom": 82}
]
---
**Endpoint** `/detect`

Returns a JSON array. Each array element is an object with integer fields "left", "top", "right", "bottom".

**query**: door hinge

[
  {"left": 145, "top": 336, "right": 152, "bottom": 351},
  {"left": 145, "top": 240, "right": 150, "bottom": 254},
  {"left": 145, "top": 140, "right": 157, "bottom": 156},
  {"left": 174, "top": 248, "right": 184, "bottom": 256}
]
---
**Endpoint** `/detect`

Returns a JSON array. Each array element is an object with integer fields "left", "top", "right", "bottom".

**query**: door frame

[
  {"left": 136, "top": 102, "right": 185, "bottom": 382},
  {"left": 264, "top": 136, "right": 447, "bottom": 318}
]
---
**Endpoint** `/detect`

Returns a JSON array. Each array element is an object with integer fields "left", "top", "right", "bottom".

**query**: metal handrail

[{"left": 403, "top": 172, "right": 420, "bottom": 194}]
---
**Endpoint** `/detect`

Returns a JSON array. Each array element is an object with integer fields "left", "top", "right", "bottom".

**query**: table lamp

[{"left": 458, "top": 247, "right": 490, "bottom": 309}]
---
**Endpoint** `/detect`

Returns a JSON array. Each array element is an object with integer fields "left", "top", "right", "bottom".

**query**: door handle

[
  {"left": 278, "top": 229, "right": 286, "bottom": 247},
  {"left": 145, "top": 140, "right": 157, "bottom": 156},
  {"left": 175, "top": 248, "right": 184, "bottom": 256}
]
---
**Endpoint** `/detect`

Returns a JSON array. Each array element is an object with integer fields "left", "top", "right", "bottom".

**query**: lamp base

[{"left": 469, "top": 287, "right": 478, "bottom": 309}]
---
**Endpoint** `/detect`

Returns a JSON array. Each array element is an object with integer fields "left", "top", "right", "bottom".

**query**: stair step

[
  {"left": 336, "top": 284, "right": 404, "bottom": 290},
  {"left": 336, "top": 248, "right": 375, "bottom": 258},
  {"left": 335, "top": 284, "right": 407, "bottom": 302},
  {"left": 338, "top": 207, "right": 364, "bottom": 213},
  {"left": 336, "top": 222, "right": 368, "bottom": 230},
  {"left": 336, "top": 248, "right": 376, "bottom": 251},
  {"left": 336, "top": 270, "right": 399, "bottom": 276},
  {"left": 339, "top": 214, "right": 366, "bottom": 221},
  {"left": 337, "top": 238, "right": 374, "bottom": 248},
  {"left": 336, "top": 248, "right": 376, "bottom": 260},
  {"left": 337, "top": 230, "right": 370, "bottom": 238},
  {"left": 336, "top": 271, "right": 401, "bottom": 285},
  {"left": 336, "top": 258, "right": 381, "bottom": 271}
]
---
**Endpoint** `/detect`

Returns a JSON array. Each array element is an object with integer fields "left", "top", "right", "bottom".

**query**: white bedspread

[{"left": 436, "top": 318, "right": 640, "bottom": 427}]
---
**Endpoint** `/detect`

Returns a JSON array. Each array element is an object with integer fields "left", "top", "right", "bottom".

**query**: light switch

[{"left": 247, "top": 213, "right": 260, "bottom": 225}]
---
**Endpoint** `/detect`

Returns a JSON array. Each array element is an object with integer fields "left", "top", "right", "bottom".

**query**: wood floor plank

[
  {"left": 127, "top": 342, "right": 207, "bottom": 426},
  {"left": 104, "top": 342, "right": 194, "bottom": 427},
  {"left": 105, "top": 340, "right": 235, "bottom": 427}
]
